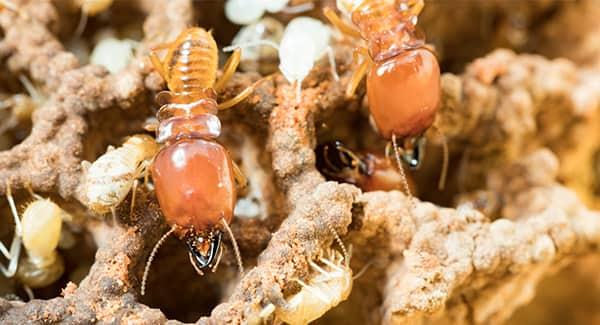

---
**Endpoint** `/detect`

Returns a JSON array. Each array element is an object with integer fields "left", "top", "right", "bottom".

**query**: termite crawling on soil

[
  {"left": 324, "top": 0, "right": 448, "bottom": 194},
  {"left": 141, "top": 27, "right": 264, "bottom": 295},
  {"left": 82, "top": 134, "right": 159, "bottom": 220}
]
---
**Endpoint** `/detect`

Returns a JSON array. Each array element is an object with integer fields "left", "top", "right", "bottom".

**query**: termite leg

[
  {"left": 149, "top": 44, "right": 172, "bottom": 83},
  {"left": 129, "top": 179, "right": 138, "bottom": 218},
  {"left": 0, "top": 181, "right": 22, "bottom": 277},
  {"left": 323, "top": 7, "right": 361, "bottom": 38},
  {"left": 294, "top": 278, "right": 330, "bottom": 304},
  {"left": 214, "top": 48, "right": 241, "bottom": 92},
  {"left": 232, "top": 160, "right": 247, "bottom": 189},
  {"left": 408, "top": 0, "right": 425, "bottom": 16},
  {"left": 346, "top": 47, "right": 370, "bottom": 98},
  {"left": 391, "top": 134, "right": 416, "bottom": 209},
  {"left": 326, "top": 46, "right": 340, "bottom": 81},
  {"left": 218, "top": 77, "right": 270, "bottom": 110}
]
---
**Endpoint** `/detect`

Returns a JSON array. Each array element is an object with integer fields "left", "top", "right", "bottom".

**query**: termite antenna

[
  {"left": 222, "top": 40, "right": 280, "bottom": 53},
  {"left": 391, "top": 134, "right": 416, "bottom": 211},
  {"left": 141, "top": 226, "right": 177, "bottom": 296},
  {"left": 280, "top": 2, "right": 315, "bottom": 14},
  {"left": 74, "top": 9, "right": 88, "bottom": 39},
  {"left": 437, "top": 131, "right": 449, "bottom": 191},
  {"left": 352, "top": 261, "right": 373, "bottom": 280},
  {"left": 328, "top": 225, "right": 349, "bottom": 265},
  {"left": 221, "top": 218, "right": 244, "bottom": 276},
  {"left": 325, "top": 46, "right": 340, "bottom": 82}
]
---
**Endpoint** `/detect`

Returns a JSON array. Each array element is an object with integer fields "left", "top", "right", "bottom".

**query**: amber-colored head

[{"left": 367, "top": 48, "right": 440, "bottom": 139}]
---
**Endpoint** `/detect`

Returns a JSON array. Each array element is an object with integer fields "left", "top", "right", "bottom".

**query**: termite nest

[{"left": 0, "top": 0, "right": 599, "bottom": 324}]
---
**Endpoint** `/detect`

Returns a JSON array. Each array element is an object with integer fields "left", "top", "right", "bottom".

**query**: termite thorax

[{"left": 155, "top": 95, "right": 221, "bottom": 145}]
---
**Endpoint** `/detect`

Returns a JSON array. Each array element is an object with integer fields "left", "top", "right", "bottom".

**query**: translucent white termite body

[
  {"left": 225, "top": 0, "right": 314, "bottom": 25},
  {"left": 260, "top": 249, "right": 353, "bottom": 324},
  {"left": 83, "top": 134, "right": 159, "bottom": 216},
  {"left": 225, "top": 16, "right": 338, "bottom": 102},
  {"left": 231, "top": 17, "right": 284, "bottom": 74},
  {"left": 16, "top": 199, "right": 73, "bottom": 288},
  {"left": 90, "top": 36, "right": 137, "bottom": 74}
]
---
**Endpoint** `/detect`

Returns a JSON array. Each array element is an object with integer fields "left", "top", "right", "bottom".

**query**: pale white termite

[
  {"left": 225, "top": 0, "right": 314, "bottom": 25},
  {"left": 225, "top": 16, "right": 339, "bottom": 103},
  {"left": 90, "top": 33, "right": 138, "bottom": 74},
  {"left": 83, "top": 134, "right": 159, "bottom": 219},
  {"left": 16, "top": 195, "right": 73, "bottom": 288},
  {"left": 230, "top": 17, "right": 284, "bottom": 74},
  {"left": 275, "top": 249, "right": 353, "bottom": 324}
]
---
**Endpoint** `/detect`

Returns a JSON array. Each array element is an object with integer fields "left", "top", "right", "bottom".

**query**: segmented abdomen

[
  {"left": 165, "top": 28, "right": 218, "bottom": 94},
  {"left": 351, "top": 0, "right": 424, "bottom": 61}
]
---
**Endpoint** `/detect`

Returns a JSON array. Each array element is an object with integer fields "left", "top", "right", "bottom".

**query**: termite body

[
  {"left": 325, "top": 0, "right": 440, "bottom": 168},
  {"left": 142, "top": 27, "right": 257, "bottom": 292}
]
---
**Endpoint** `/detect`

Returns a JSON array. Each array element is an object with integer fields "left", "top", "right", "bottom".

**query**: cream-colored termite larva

[
  {"left": 225, "top": 0, "right": 315, "bottom": 25},
  {"left": 260, "top": 248, "right": 353, "bottom": 324},
  {"left": 83, "top": 134, "right": 159, "bottom": 219},
  {"left": 225, "top": 16, "right": 339, "bottom": 103},
  {"left": 16, "top": 194, "right": 73, "bottom": 288},
  {"left": 90, "top": 33, "right": 138, "bottom": 74}
]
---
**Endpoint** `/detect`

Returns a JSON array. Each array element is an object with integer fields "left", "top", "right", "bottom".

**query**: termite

[
  {"left": 259, "top": 248, "right": 353, "bottom": 324},
  {"left": 90, "top": 34, "right": 138, "bottom": 74},
  {"left": 324, "top": 0, "right": 447, "bottom": 193},
  {"left": 141, "top": 27, "right": 262, "bottom": 295},
  {"left": 225, "top": 16, "right": 339, "bottom": 103},
  {"left": 225, "top": 0, "right": 315, "bottom": 25},
  {"left": 0, "top": 75, "right": 44, "bottom": 135},
  {"left": 0, "top": 183, "right": 71, "bottom": 288},
  {"left": 316, "top": 140, "right": 417, "bottom": 192},
  {"left": 82, "top": 134, "right": 159, "bottom": 220},
  {"left": 230, "top": 17, "right": 284, "bottom": 74}
]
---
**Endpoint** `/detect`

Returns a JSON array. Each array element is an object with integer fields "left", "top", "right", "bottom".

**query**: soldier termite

[
  {"left": 141, "top": 27, "right": 267, "bottom": 295},
  {"left": 324, "top": 0, "right": 448, "bottom": 195}
]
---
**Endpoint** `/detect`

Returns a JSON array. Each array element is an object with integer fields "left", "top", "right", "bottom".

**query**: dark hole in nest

[
  {"left": 0, "top": 190, "right": 97, "bottom": 302},
  {"left": 138, "top": 236, "right": 227, "bottom": 322}
]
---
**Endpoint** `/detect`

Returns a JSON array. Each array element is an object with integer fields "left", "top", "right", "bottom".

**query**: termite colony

[{"left": 1, "top": 0, "right": 598, "bottom": 324}]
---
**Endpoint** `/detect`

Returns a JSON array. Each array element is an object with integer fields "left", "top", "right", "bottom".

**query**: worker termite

[
  {"left": 1, "top": 183, "right": 72, "bottom": 288},
  {"left": 0, "top": 76, "right": 44, "bottom": 135},
  {"left": 141, "top": 27, "right": 264, "bottom": 295},
  {"left": 230, "top": 17, "right": 284, "bottom": 74},
  {"left": 324, "top": 0, "right": 447, "bottom": 193},
  {"left": 316, "top": 140, "right": 417, "bottom": 192},
  {"left": 225, "top": 16, "right": 339, "bottom": 103},
  {"left": 260, "top": 248, "right": 353, "bottom": 324},
  {"left": 225, "top": 0, "right": 315, "bottom": 25},
  {"left": 82, "top": 134, "right": 159, "bottom": 219}
]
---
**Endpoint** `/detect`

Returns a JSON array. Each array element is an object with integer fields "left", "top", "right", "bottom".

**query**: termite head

[
  {"left": 186, "top": 230, "right": 223, "bottom": 274},
  {"left": 316, "top": 141, "right": 369, "bottom": 182},
  {"left": 399, "top": 136, "right": 426, "bottom": 169}
]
